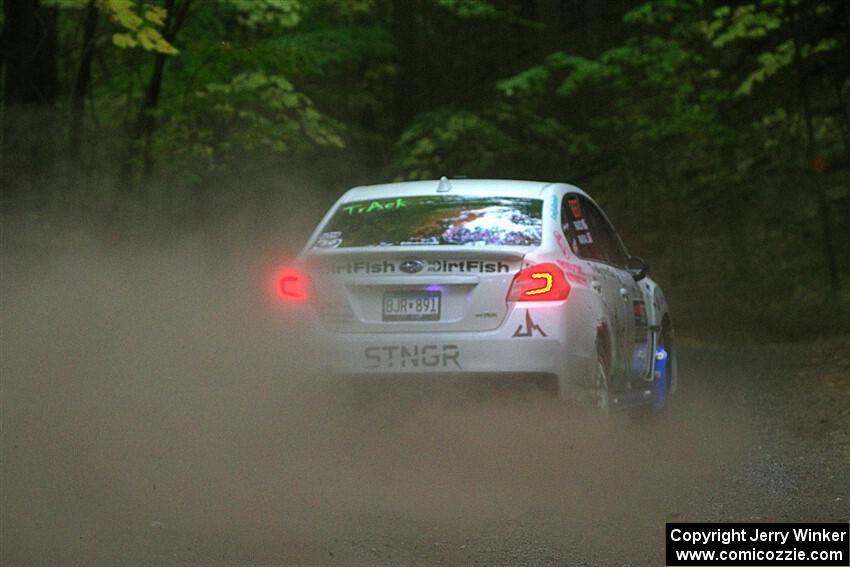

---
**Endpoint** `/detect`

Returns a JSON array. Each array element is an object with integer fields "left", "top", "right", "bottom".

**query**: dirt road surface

[{"left": 2, "top": 241, "right": 848, "bottom": 565}]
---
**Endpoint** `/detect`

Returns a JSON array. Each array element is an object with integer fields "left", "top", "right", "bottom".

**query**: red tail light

[
  {"left": 507, "top": 262, "right": 570, "bottom": 301},
  {"left": 277, "top": 268, "right": 310, "bottom": 302}
]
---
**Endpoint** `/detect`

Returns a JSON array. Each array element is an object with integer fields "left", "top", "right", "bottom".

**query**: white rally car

[{"left": 279, "top": 178, "right": 676, "bottom": 411}]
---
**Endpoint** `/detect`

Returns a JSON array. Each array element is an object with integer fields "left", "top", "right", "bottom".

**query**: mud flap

[{"left": 652, "top": 346, "right": 668, "bottom": 410}]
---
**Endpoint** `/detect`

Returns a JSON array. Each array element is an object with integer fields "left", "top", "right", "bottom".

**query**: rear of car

[
  {"left": 285, "top": 180, "right": 592, "bottom": 393},
  {"left": 279, "top": 178, "right": 678, "bottom": 411}
]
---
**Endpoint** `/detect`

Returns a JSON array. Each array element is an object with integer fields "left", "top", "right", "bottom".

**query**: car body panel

[
  {"left": 293, "top": 178, "right": 674, "bottom": 406},
  {"left": 302, "top": 248, "right": 525, "bottom": 333}
]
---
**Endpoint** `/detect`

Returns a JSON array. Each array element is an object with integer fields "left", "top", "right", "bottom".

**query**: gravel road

[{"left": 2, "top": 243, "right": 848, "bottom": 566}]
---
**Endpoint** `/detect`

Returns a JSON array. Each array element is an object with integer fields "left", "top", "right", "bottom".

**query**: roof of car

[{"left": 341, "top": 178, "right": 586, "bottom": 202}]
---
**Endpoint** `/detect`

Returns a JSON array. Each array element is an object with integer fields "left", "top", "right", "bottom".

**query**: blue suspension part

[{"left": 652, "top": 346, "right": 668, "bottom": 410}]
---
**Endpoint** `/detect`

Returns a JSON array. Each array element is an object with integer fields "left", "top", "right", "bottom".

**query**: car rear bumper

[
  {"left": 323, "top": 330, "right": 565, "bottom": 376},
  {"left": 299, "top": 303, "right": 596, "bottom": 399}
]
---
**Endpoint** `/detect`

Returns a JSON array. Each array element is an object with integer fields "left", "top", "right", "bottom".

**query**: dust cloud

[{"left": 1, "top": 219, "right": 748, "bottom": 565}]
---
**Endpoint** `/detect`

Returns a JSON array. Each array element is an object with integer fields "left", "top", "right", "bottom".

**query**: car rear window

[{"left": 313, "top": 195, "right": 543, "bottom": 248}]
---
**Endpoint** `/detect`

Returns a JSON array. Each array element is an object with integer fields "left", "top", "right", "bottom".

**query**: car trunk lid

[{"left": 303, "top": 247, "right": 525, "bottom": 332}]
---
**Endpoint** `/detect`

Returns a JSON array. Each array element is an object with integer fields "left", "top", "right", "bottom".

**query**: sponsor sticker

[
  {"left": 633, "top": 300, "right": 648, "bottom": 327},
  {"left": 566, "top": 272, "right": 588, "bottom": 285},
  {"left": 513, "top": 311, "right": 547, "bottom": 338},
  {"left": 399, "top": 260, "right": 425, "bottom": 274},
  {"left": 365, "top": 344, "right": 462, "bottom": 369},
  {"left": 330, "top": 260, "right": 512, "bottom": 274},
  {"left": 553, "top": 230, "right": 570, "bottom": 257},
  {"left": 342, "top": 198, "right": 407, "bottom": 215},
  {"left": 555, "top": 259, "right": 584, "bottom": 274},
  {"left": 315, "top": 231, "right": 343, "bottom": 249}
]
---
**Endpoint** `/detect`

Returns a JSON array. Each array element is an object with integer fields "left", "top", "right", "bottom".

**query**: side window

[
  {"left": 561, "top": 193, "right": 628, "bottom": 267},
  {"left": 580, "top": 196, "right": 628, "bottom": 267},
  {"left": 561, "top": 193, "right": 603, "bottom": 261}
]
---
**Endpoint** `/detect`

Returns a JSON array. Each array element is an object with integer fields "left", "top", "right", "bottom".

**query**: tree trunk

[
  {"left": 390, "top": 0, "right": 420, "bottom": 135},
  {"left": 1, "top": 0, "right": 58, "bottom": 208},
  {"left": 792, "top": 32, "right": 840, "bottom": 291},
  {"left": 829, "top": 72, "right": 850, "bottom": 160},
  {"left": 718, "top": 118, "right": 751, "bottom": 280},
  {"left": 118, "top": 0, "right": 191, "bottom": 196},
  {"left": 68, "top": 0, "right": 98, "bottom": 167},
  {"left": 660, "top": 150, "right": 691, "bottom": 287}
]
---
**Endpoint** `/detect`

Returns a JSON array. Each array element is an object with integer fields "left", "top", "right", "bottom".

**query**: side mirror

[{"left": 626, "top": 256, "right": 649, "bottom": 281}]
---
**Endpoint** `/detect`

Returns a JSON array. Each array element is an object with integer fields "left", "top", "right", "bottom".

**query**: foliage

[
  {"left": 102, "top": 0, "right": 177, "bottom": 53},
  {"left": 157, "top": 72, "right": 344, "bottom": 175},
  {"left": 394, "top": 109, "right": 514, "bottom": 180},
  {"left": 47, "top": 0, "right": 179, "bottom": 53},
  {"left": 226, "top": 0, "right": 305, "bottom": 29},
  {"left": 702, "top": 1, "right": 843, "bottom": 96},
  {"left": 4, "top": 0, "right": 849, "bottom": 332},
  {"left": 436, "top": 0, "right": 502, "bottom": 19}
]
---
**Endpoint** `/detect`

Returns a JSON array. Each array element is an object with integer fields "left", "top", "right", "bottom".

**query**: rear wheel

[
  {"left": 594, "top": 337, "right": 612, "bottom": 412},
  {"left": 632, "top": 319, "right": 674, "bottom": 421},
  {"left": 657, "top": 317, "right": 675, "bottom": 400}
]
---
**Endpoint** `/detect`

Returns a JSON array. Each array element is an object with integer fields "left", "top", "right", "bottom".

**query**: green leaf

[
  {"left": 112, "top": 32, "right": 138, "bottom": 48},
  {"left": 96, "top": 0, "right": 179, "bottom": 54},
  {"left": 736, "top": 40, "right": 793, "bottom": 95}
]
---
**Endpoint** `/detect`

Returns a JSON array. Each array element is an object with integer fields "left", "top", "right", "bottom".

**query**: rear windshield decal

[{"left": 343, "top": 198, "right": 407, "bottom": 215}]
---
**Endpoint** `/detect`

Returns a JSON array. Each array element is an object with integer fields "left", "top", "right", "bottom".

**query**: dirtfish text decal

[
  {"left": 330, "top": 260, "right": 511, "bottom": 274},
  {"left": 425, "top": 260, "right": 510, "bottom": 273}
]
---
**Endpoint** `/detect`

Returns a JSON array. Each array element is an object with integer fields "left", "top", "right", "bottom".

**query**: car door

[
  {"left": 561, "top": 193, "right": 630, "bottom": 379},
  {"left": 581, "top": 197, "right": 652, "bottom": 382}
]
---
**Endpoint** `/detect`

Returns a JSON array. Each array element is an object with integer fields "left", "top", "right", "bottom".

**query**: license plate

[{"left": 382, "top": 290, "right": 441, "bottom": 321}]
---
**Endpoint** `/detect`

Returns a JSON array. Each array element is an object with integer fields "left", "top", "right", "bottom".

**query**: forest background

[{"left": 2, "top": 0, "right": 849, "bottom": 338}]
